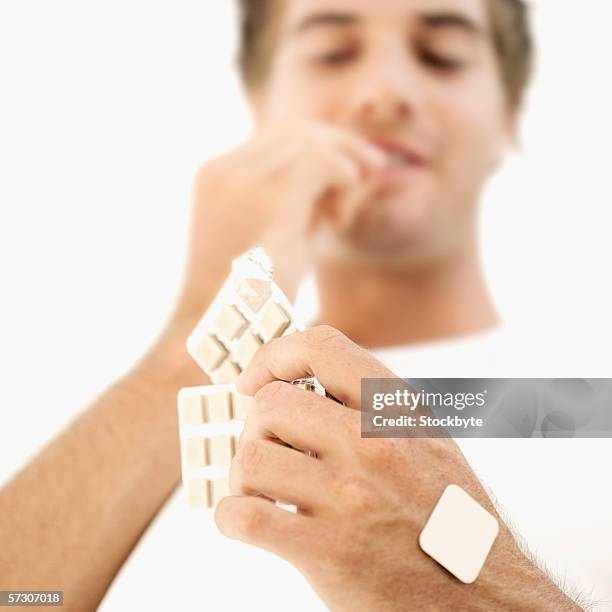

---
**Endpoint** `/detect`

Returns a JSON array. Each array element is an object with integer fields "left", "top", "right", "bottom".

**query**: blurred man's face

[{"left": 255, "top": 0, "right": 514, "bottom": 265}]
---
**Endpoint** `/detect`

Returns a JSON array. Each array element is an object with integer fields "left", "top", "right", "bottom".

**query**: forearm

[
  {"left": 449, "top": 526, "right": 583, "bottom": 611},
  {"left": 410, "top": 481, "right": 584, "bottom": 611},
  {"left": 0, "top": 318, "right": 205, "bottom": 610},
  {"left": 310, "top": 517, "right": 582, "bottom": 612}
]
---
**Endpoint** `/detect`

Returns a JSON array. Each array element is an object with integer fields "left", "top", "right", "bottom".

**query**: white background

[{"left": 1, "top": 1, "right": 611, "bottom": 609}]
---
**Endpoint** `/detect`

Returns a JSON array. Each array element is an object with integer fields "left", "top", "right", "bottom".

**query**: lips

[
  {"left": 369, "top": 137, "right": 430, "bottom": 167},
  {"left": 361, "top": 136, "right": 431, "bottom": 196}
]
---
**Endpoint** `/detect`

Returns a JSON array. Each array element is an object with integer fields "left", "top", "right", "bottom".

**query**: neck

[{"left": 313, "top": 241, "right": 499, "bottom": 349}]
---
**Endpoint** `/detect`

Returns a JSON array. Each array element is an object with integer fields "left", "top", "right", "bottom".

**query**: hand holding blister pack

[
  {"left": 177, "top": 248, "right": 326, "bottom": 509},
  {"left": 176, "top": 247, "right": 498, "bottom": 586}
]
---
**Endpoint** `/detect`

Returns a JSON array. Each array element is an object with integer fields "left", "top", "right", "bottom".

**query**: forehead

[{"left": 280, "top": 0, "right": 489, "bottom": 32}]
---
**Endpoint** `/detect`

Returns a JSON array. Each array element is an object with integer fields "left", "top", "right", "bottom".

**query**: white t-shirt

[{"left": 100, "top": 328, "right": 612, "bottom": 611}]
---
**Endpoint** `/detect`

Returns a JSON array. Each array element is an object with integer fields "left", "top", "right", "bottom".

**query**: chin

[
  {"left": 310, "top": 191, "right": 458, "bottom": 268},
  {"left": 359, "top": 190, "right": 436, "bottom": 241},
  {"left": 311, "top": 221, "right": 436, "bottom": 270}
]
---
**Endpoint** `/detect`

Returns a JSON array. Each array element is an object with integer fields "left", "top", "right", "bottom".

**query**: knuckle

[
  {"left": 361, "top": 438, "right": 399, "bottom": 470},
  {"left": 335, "top": 475, "right": 363, "bottom": 505},
  {"left": 344, "top": 478, "right": 377, "bottom": 515},
  {"left": 235, "top": 502, "right": 268, "bottom": 541},
  {"left": 330, "top": 472, "right": 378, "bottom": 518},
  {"left": 236, "top": 439, "right": 265, "bottom": 477},
  {"left": 305, "top": 325, "right": 345, "bottom": 347},
  {"left": 213, "top": 497, "right": 232, "bottom": 536},
  {"left": 253, "top": 380, "right": 287, "bottom": 415}
]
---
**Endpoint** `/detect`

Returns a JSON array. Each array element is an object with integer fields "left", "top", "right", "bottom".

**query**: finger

[
  {"left": 290, "top": 124, "right": 386, "bottom": 195},
  {"left": 263, "top": 121, "right": 387, "bottom": 175},
  {"left": 230, "top": 127, "right": 307, "bottom": 168},
  {"left": 232, "top": 123, "right": 386, "bottom": 183},
  {"left": 306, "top": 152, "right": 366, "bottom": 231},
  {"left": 214, "top": 495, "right": 315, "bottom": 562},
  {"left": 321, "top": 150, "right": 362, "bottom": 188},
  {"left": 324, "top": 126, "right": 387, "bottom": 175},
  {"left": 237, "top": 326, "right": 394, "bottom": 408},
  {"left": 295, "top": 149, "right": 361, "bottom": 208},
  {"left": 241, "top": 381, "right": 358, "bottom": 460},
  {"left": 230, "top": 437, "right": 331, "bottom": 510},
  {"left": 337, "top": 174, "right": 381, "bottom": 229}
]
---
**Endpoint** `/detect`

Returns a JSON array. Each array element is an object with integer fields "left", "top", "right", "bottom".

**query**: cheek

[
  {"left": 263, "top": 52, "right": 358, "bottom": 124},
  {"left": 286, "top": 87, "right": 346, "bottom": 124},
  {"left": 434, "top": 82, "right": 508, "bottom": 186},
  {"left": 262, "top": 57, "right": 340, "bottom": 123}
]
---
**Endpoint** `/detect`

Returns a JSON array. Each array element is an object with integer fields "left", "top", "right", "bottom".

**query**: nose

[
  {"left": 359, "top": 97, "right": 411, "bottom": 123},
  {"left": 349, "top": 46, "right": 421, "bottom": 128}
]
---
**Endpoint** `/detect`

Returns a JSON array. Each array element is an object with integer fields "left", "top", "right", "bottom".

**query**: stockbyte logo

[{"left": 372, "top": 389, "right": 487, "bottom": 412}]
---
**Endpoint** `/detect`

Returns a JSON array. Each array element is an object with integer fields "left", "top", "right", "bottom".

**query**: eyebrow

[
  {"left": 289, "top": 9, "right": 485, "bottom": 38},
  {"left": 418, "top": 12, "right": 485, "bottom": 36},
  {"left": 291, "top": 12, "right": 359, "bottom": 36}
]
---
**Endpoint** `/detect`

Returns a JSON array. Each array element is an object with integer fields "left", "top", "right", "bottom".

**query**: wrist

[
  {"left": 442, "top": 526, "right": 580, "bottom": 611},
  {"left": 128, "top": 314, "right": 208, "bottom": 396}
]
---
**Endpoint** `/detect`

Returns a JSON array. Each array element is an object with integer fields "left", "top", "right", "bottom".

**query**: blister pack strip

[
  {"left": 179, "top": 248, "right": 333, "bottom": 509},
  {"left": 178, "top": 379, "right": 324, "bottom": 509},
  {"left": 186, "top": 249, "right": 298, "bottom": 384}
]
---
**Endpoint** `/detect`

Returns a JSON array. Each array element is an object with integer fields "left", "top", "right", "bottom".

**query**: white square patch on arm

[{"left": 419, "top": 484, "right": 499, "bottom": 584}]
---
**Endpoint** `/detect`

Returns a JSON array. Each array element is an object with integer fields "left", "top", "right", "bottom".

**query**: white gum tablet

[
  {"left": 214, "top": 304, "right": 249, "bottom": 343},
  {"left": 232, "top": 392, "right": 253, "bottom": 421},
  {"left": 215, "top": 360, "right": 241, "bottom": 384},
  {"left": 191, "top": 334, "right": 228, "bottom": 372},
  {"left": 181, "top": 394, "right": 205, "bottom": 424},
  {"left": 255, "top": 301, "right": 290, "bottom": 343},
  {"left": 187, "top": 479, "right": 211, "bottom": 509},
  {"left": 184, "top": 437, "right": 208, "bottom": 467},
  {"left": 236, "top": 331, "right": 262, "bottom": 370},
  {"left": 205, "top": 390, "right": 232, "bottom": 422},
  {"left": 187, "top": 479, "right": 231, "bottom": 509},
  {"left": 419, "top": 484, "right": 499, "bottom": 584},
  {"left": 208, "top": 435, "right": 235, "bottom": 466},
  {"left": 210, "top": 478, "right": 231, "bottom": 506}
]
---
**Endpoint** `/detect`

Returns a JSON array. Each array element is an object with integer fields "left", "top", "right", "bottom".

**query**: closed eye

[
  {"left": 419, "top": 50, "right": 466, "bottom": 72},
  {"left": 314, "top": 47, "right": 359, "bottom": 66}
]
